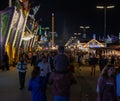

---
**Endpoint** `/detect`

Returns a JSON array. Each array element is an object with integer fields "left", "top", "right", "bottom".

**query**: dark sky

[
  {"left": 34, "top": 0, "right": 120, "bottom": 38},
  {"left": 0, "top": 0, "right": 120, "bottom": 39}
]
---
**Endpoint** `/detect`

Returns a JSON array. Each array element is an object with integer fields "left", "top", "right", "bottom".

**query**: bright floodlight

[
  {"left": 107, "top": 6, "right": 115, "bottom": 8},
  {"left": 96, "top": 6, "right": 104, "bottom": 9},
  {"left": 74, "top": 33, "right": 77, "bottom": 35},
  {"left": 85, "top": 26, "right": 90, "bottom": 29},
  {"left": 80, "top": 26, "right": 90, "bottom": 29},
  {"left": 78, "top": 33, "right": 81, "bottom": 35},
  {"left": 80, "top": 26, "right": 84, "bottom": 28},
  {"left": 96, "top": 5, "right": 115, "bottom": 9}
]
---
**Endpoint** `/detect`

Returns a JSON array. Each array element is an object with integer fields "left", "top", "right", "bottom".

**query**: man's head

[
  {"left": 58, "top": 45, "right": 64, "bottom": 53},
  {"left": 42, "top": 56, "right": 47, "bottom": 63}
]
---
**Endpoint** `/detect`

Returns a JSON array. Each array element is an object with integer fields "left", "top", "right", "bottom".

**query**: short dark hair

[
  {"left": 31, "top": 66, "right": 40, "bottom": 79},
  {"left": 58, "top": 45, "right": 64, "bottom": 53}
]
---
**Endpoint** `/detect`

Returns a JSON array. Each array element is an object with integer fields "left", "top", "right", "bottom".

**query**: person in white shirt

[
  {"left": 38, "top": 56, "right": 51, "bottom": 101},
  {"left": 38, "top": 56, "right": 51, "bottom": 80}
]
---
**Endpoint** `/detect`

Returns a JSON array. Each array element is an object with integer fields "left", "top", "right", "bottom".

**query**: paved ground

[{"left": 0, "top": 63, "right": 100, "bottom": 101}]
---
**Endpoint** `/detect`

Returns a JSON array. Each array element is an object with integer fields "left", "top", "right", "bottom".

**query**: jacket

[{"left": 48, "top": 71, "right": 77, "bottom": 96}]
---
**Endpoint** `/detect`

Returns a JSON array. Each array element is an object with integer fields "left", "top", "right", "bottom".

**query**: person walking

[
  {"left": 3, "top": 51, "right": 9, "bottom": 71},
  {"left": 37, "top": 55, "right": 51, "bottom": 101},
  {"left": 38, "top": 56, "right": 51, "bottom": 83},
  {"left": 96, "top": 64, "right": 116, "bottom": 101},
  {"left": 31, "top": 52, "right": 37, "bottom": 66},
  {"left": 17, "top": 56, "right": 27, "bottom": 90},
  {"left": 54, "top": 45, "right": 69, "bottom": 72},
  {"left": 99, "top": 55, "right": 104, "bottom": 72},
  {"left": 48, "top": 52, "right": 55, "bottom": 71},
  {"left": 98, "top": 55, "right": 108, "bottom": 72},
  {"left": 77, "top": 52, "right": 82, "bottom": 71},
  {"left": 90, "top": 54, "right": 98, "bottom": 76},
  {"left": 48, "top": 45, "right": 77, "bottom": 101},
  {"left": 28, "top": 66, "right": 46, "bottom": 101}
]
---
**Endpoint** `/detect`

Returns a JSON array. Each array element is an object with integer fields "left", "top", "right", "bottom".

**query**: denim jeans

[{"left": 54, "top": 96, "right": 69, "bottom": 101}]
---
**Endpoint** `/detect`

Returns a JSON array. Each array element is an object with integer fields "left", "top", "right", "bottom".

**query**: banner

[
  {"left": 111, "top": 34, "right": 119, "bottom": 43},
  {"left": 9, "top": 9, "right": 20, "bottom": 44},
  {"left": 0, "top": 7, "right": 14, "bottom": 44}
]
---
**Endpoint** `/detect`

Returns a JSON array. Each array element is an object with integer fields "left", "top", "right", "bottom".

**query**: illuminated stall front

[{"left": 83, "top": 39, "right": 106, "bottom": 55}]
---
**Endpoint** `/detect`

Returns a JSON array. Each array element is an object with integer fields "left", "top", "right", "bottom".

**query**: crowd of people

[
  {"left": 77, "top": 52, "right": 120, "bottom": 101},
  {"left": 17, "top": 45, "right": 77, "bottom": 101},
  {"left": 2, "top": 45, "right": 120, "bottom": 101}
]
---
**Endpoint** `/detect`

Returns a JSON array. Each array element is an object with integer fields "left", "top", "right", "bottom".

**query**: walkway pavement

[{"left": 0, "top": 64, "right": 100, "bottom": 101}]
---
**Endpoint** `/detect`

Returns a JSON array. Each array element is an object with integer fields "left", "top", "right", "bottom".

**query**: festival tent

[{"left": 83, "top": 39, "right": 106, "bottom": 48}]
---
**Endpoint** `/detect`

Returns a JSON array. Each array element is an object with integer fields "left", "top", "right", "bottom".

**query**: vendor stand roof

[{"left": 83, "top": 39, "right": 106, "bottom": 48}]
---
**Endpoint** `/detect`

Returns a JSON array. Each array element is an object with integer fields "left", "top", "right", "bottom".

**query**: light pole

[
  {"left": 52, "top": 13, "right": 54, "bottom": 48},
  {"left": 74, "top": 32, "right": 81, "bottom": 39},
  {"left": 96, "top": 5, "right": 115, "bottom": 40},
  {"left": 74, "top": 33, "right": 81, "bottom": 36},
  {"left": 80, "top": 26, "right": 90, "bottom": 39}
]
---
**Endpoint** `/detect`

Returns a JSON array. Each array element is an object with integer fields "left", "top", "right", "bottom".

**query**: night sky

[{"left": 0, "top": 0, "right": 120, "bottom": 39}]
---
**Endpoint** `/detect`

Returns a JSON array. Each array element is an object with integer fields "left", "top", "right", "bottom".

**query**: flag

[
  {"left": 106, "top": 35, "right": 112, "bottom": 43},
  {"left": 29, "top": 5, "right": 40, "bottom": 19},
  {"left": 14, "top": 0, "right": 22, "bottom": 10},
  {"left": 107, "top": 34, "right": 111, "bottom": 40},
  {"left": 20, "top": 0, "right": 30, "bottom": 11},
  {"left": 111, "top": 34, "right": 119, "bottom": 43},
  {"left": 93, "top": 34, "right": 96, "bottom": 39}
]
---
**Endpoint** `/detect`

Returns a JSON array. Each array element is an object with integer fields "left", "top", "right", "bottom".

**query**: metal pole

[
  {"left": 52, "top": 13, "right": 54, "bottom": 47},
  {"left": 83, "top": 28, "right": 86, "bottom": 38},
  {"left": 9, "top": 0, "right": 12, "bottom": 7},
  {"left": 104, "top": 7, "right": 107, "bottom": 41}
]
